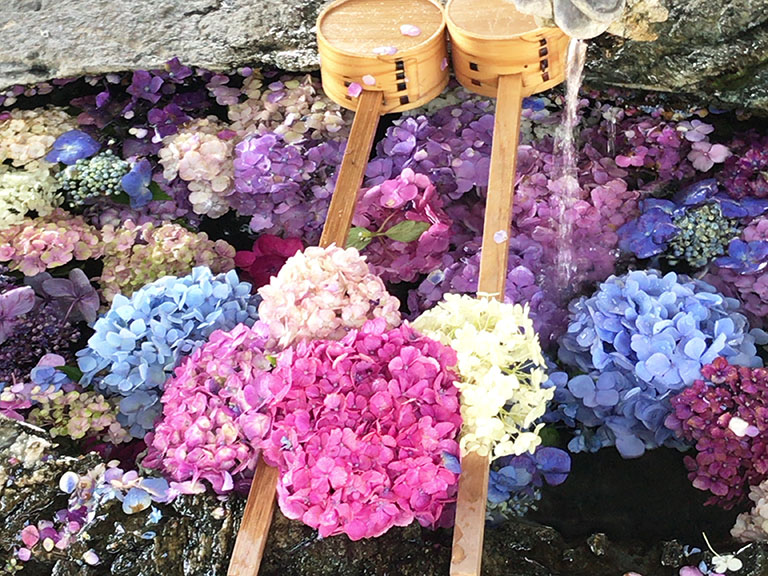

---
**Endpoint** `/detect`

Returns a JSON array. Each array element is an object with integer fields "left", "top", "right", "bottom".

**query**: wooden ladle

[
  {"left": 227, "top": 1, "right": 449, "bottom": 573},
  {"left": 444, "top": 1, "right": 569, "bottom": 574}
]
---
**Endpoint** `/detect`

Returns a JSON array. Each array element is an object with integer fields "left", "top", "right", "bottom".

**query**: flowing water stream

[{"left": 553, "top": 38, "right": 588, "bottom": 295}]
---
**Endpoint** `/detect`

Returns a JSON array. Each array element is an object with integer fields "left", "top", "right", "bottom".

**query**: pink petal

[
  {"left": 362, "top": 75, "right": 376, "bottom": 86},
  {"left": 20, "top": 526, "right": 39, "bottom": 548},
  {"left": 708, "top": 143, "right": 730, "bottom": 163},
  {"left": 372, "top": 46, "right": 398, "bottom": 56},
  {"left": 400, "top": 24, "right": 421, "bottom": 37},
  {"left": 347, "top": 82, "right": 362, "bottom": 98}
]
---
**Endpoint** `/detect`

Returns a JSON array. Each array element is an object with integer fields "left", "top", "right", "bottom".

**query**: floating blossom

[
  {"left": 257, "top": 245, "right": 401, "bottom": 350},
  {"left": 0, "top": 286, "right": 35, "bottom": 345},
  {"left": 0, "top": 107, "right": 77, "bottom": 168},
  {"left": 553, "top": 270, "right": 765, "bottom": 457},
  {"left": 688, "top": 141, "right": 731, "bottom": 172},
  {"left": 400, "top": 24, "right": 421, "bottom": 36},
  {"left": 0, "top": 164, "right": 61, "bottom": 230},
  {"left": 373, "top": 46, "right": 398, "bottom": 56},
  {"left": 0, "top": 210, "right": 102, "bottom": 276},
  {"left": 352, "top": 168, "right": 453, "bottom": 283},
  {"left": 262, "top": 319, "right": 462, "bottom": 540},
  {"left": 158, "top": 117, "right": 235, "bottom": 218},
  {"left": 45, "top": 130, "right": 101, "bottom": 165},
  {"left": 120, "top": 158, "right": 153, "bottom": 208},
  {"left": 145, "top": 323, "right": 282, "bottom": 494},
  {"left": 234, "top": 234, "right": 303, "bottom": 289},
  {"left": 666, "top": 358, "right": 768, "bottom": 508},
  {"left": 37, "top": 268, "right": 100, "bottom": 324},
  {"left": 77, "top": 267, "right": 260, "bottom": 437},
  {"left": 413, "top": 294, "right": 550, "bottom": 458},
  {"left": 99, "top": 220, "right": 235, "bottom": 302},
  {"left": 347, "top": 83, "right": 362, "bottom": 98}
]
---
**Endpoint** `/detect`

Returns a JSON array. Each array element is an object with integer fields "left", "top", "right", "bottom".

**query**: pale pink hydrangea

[
  {"left": 260, "top": 318, "right": 462, "bottom": 540},
  {"left": 158, "top": 117, "right": 235, "bottom": 218},
  {"left": 228, "top": 73, "right": 351, "bottom": 143},
  {"left": 144, "top": 323, "right": 287, "bottom": 494},
  {"left": 257, "top": 245, "right": 401, "bottom": 349},
  {"left": 0, "top": 209, "right": 102, "bottom": 276},
  {"left": 99, "top": 221, "right": 236, "bottom": 301},
  {"left": 0, "top": 107, "right": 77, "bottom": 168}
]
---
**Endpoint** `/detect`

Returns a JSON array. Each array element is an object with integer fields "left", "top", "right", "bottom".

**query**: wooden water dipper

[
  {"left": 444, "top": 1, "right": 568, "bottom": 575},
  {"left": 227, "top": 1, "right": 448, "bottom": 573}
]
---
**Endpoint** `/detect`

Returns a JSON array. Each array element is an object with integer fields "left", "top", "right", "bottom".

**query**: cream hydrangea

[
  {"left": 228, "top": 73, "right": 350, "bottom": 144},
  {"left": 257, "top": 245, "right": 401, "bottom": 350},
  {"left": 158, "top": 117, "right": 234, "bottom": 218},
  {"left": 732, "top": 479, "right": 768, "bottom": 542},
  {"left": 413, "top": 293, "right": 551, "bottom": 459},
  {"left": 0, "top": 164, "right": 61, "bottom": 230},
  {"left": 0, "top": 107, "right": 77, "bottom": 168}
]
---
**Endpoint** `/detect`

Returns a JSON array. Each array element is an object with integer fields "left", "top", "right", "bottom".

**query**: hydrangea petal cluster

[
  {"left": 257, "top": 245, "right": 401, "bottom": 350},
  {"left": 719, "top": 132, "right": 768, "bottom": 199},
  {"left": 413, "top": 294, "right": 550, "bottom": 458},
  {"left": 99, "top": 220, "right": 235, "bottom": 301},
  {"left": 0, "top": 209, "right": 102, "bottom": 276},
  {"left": 158, "top": 117, "right": 235, "bottom": 218},
  {"left": 0, "top": 164, "right": 61, "bottom": 230},
  {"left": 261, "top": 318, "right": 462, "bottom": 540},
  {"left": 667, "top": 203, "right": 741, "bottom": 268},
  {"left": 353, "top": 168, "right": 453, "bottom": 283},
  {"left": 0, "top": 107, "right": 77, "bottom": 168},
  {"left": 228, "top": 73, "right": 351, "bottom": 144},
  {"left": 231, "top": 131, "right": 343, "bottom": 243},
  {"left": 552, "top": 270, "right": 765, "bottom": 457},
  {"left": 234, "top": 234, "right": 303, "bottom": 289},
  {"left": 57, "top": 150, "right": 130, "bottom": 207},
  {"left": 665, "top": 358, "right": 768, "bottom": 509},
  {"left": 145, "top": 323, "right": 284, "bottom": 494},
  {"left": 732, "top": 477, "right": 768, "bottom": 541},
  {"left": 77, "top": 267, "right": 260, "bottom": 437},
  {"left": 487, "top": 445, "right": 570, "bottom": 521}
]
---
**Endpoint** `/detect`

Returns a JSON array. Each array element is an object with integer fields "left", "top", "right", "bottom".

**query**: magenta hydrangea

[
  {"left": 665, "top": 357, "right": 768, "bottom": 509},
  {"left": 260, "top": 318, "right": 462, "bottom": 540},
  {"left": 353, "top": 168, "right": 452, "bottom": 283},
  {"left": 144, "top": 323, "right": 288, "bottom": 494}
]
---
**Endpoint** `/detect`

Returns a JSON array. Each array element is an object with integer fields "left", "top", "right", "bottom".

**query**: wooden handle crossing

[
  {"left": 319, "top": 89, "right": 383, "bottom": 248},
  {"left": 227, "top": 88, "right": 383, "bottom": 576},
  {"left": 227, "top": 460, "right": 281, "bottom": 576},
  {"left": 450, "top": 72, "right": 524, "bottom": 576}
]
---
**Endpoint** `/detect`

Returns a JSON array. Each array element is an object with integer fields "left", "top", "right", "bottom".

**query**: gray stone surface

[
  {"left": 586, "top": 0, "right": 768, "bottom": 113},
  {"left": 0, "top": 0, "right": 325, "bottom": 88},
  {"left": 2, "top": 0, "right": 768, "bottom": 113}
]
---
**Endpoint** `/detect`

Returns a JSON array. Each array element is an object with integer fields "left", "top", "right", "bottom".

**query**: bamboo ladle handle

[
  {"left": 227, "top": 88, "right": 384, "bottom": 576},
  {"left": 450, "top": 72, "right": 524, "bottom": 576}
]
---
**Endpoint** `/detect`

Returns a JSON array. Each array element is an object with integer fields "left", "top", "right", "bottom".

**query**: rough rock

[
  {"left": 0, "top": 0, "right": 325, "bottom": 88},
  {"left": 586, "top": 0, "right": 768, "bottom": 114}
]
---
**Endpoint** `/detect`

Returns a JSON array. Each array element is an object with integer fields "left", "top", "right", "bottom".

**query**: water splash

[{"left": 553, "top": 38, "right": 588, "bottom": 296}]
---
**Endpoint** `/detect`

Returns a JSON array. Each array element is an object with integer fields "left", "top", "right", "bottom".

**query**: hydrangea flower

[
  {"left": 158, "top": 117, "right": 235, "bottom": 218},
  {"left": 45, "top": 130, "right": 101, "bottom": 165},
  {"left": 0, "top": 107, "right": 77, "bottom": 168},
  {"left": 99, "top": 220, "right": 235, "bottom": 302},
  {"left": 145, "top": 323, "right": 283, "bottom": 494},
  {"left": 551, "top": 270, "right": 765, "bottom": 457},
  {"left": 261, "top": 318, "right": 462, "bottom": 540},
  {"left": 120, "top": 158, "right": 153, "bottom": 208},
  {"left": 413, "top": 294, "right": 551, "bottom": 458},
  {"left": 0, "top": 164, "right": 61, "bottom": 230},
  {"left": 0, "top": 210, "right": 103, "bottom": 276},
  {"left": 352, "top": 168, "right": 453, "bottom": 283},
  {"left": 666, "top": 358, "right": 768, "bottom": 509},
  {"left": 77, "top": 267, "right": 260, "bottom": 436},
  {"left": 0, "top": 285, "right": 35, "bottom": 344},
  {"left": 234, "top": 234, "right": 303, "bottom": 289},
  {"left": 617, "top": 202, "right": 679, "bottom": 259},
  {"left": 257, "top": 245, "right": 401, "bottom": 350},
  {"left": 732, "top": 477, "right": 768, "bottom": 541}
]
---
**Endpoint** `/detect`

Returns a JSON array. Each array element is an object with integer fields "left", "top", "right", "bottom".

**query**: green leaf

[
  {"left": 149, "top": 181, "right": 171, "bottom": 201},
  {"left": 383, "top": 220, "right": 430, "bottom": 243},
  {"left": 56, "top": 365, "right": 83, "bottom": 383},
  {"left": 266, "top": 355, "right": 277, "bottom": 367},
  {"left": 538, "top": 425, "right": 561, "bottom": 447},
  {"left": 346, "top": 227, "right": 373, "bottom": 251},
  {"left": 111, "top": 191, "right": 132, "bottom": 205}
]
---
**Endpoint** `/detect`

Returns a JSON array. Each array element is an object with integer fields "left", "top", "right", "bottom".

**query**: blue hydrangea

[
  {"left": 486, "top": 446, "right": 570, "bottom": 521},
  {"left": 549, "top": 270, "right": 767, "bottom": 458},
  {"left": 77, "top": 267, "right": 260, "bottom": 436}
]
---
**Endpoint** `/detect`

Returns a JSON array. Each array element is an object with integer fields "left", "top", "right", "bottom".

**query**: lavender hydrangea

[
  {"left": 77, "top": 267, "right": 260, "bottom": 437},
  {"left": 550, "top": 270, "right": 767, "bottom": 458}
]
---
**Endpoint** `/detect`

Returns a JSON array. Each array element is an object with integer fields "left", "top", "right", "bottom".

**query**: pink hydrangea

[
  {"left": 0, "top": 209, "right": 102, "bottom": 276},
  {"left": 353, "top": 168, "right": 453, "bottom": 283},
  {"left": 257, "top": 245, "right": 401, "bottom": 350},
  {"left": 259, "top": 318, "right": 462, "bottom": 540},
  {"left": 235, "top": 234, "right": 303, "bottom": 289},
  {"left": 144, "top": 323, "right": 288, "bottom": 494}
]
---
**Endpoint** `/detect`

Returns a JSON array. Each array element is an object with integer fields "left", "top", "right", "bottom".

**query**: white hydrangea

[
  {"left": 413, "top": 293, "right": 551, "bottom": 459},
  {"left": 0, "top": 163, "right": 62, "bottom": 230},
  {"left": 0, "top": 107, "right": 77, "bottom": 168}
]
